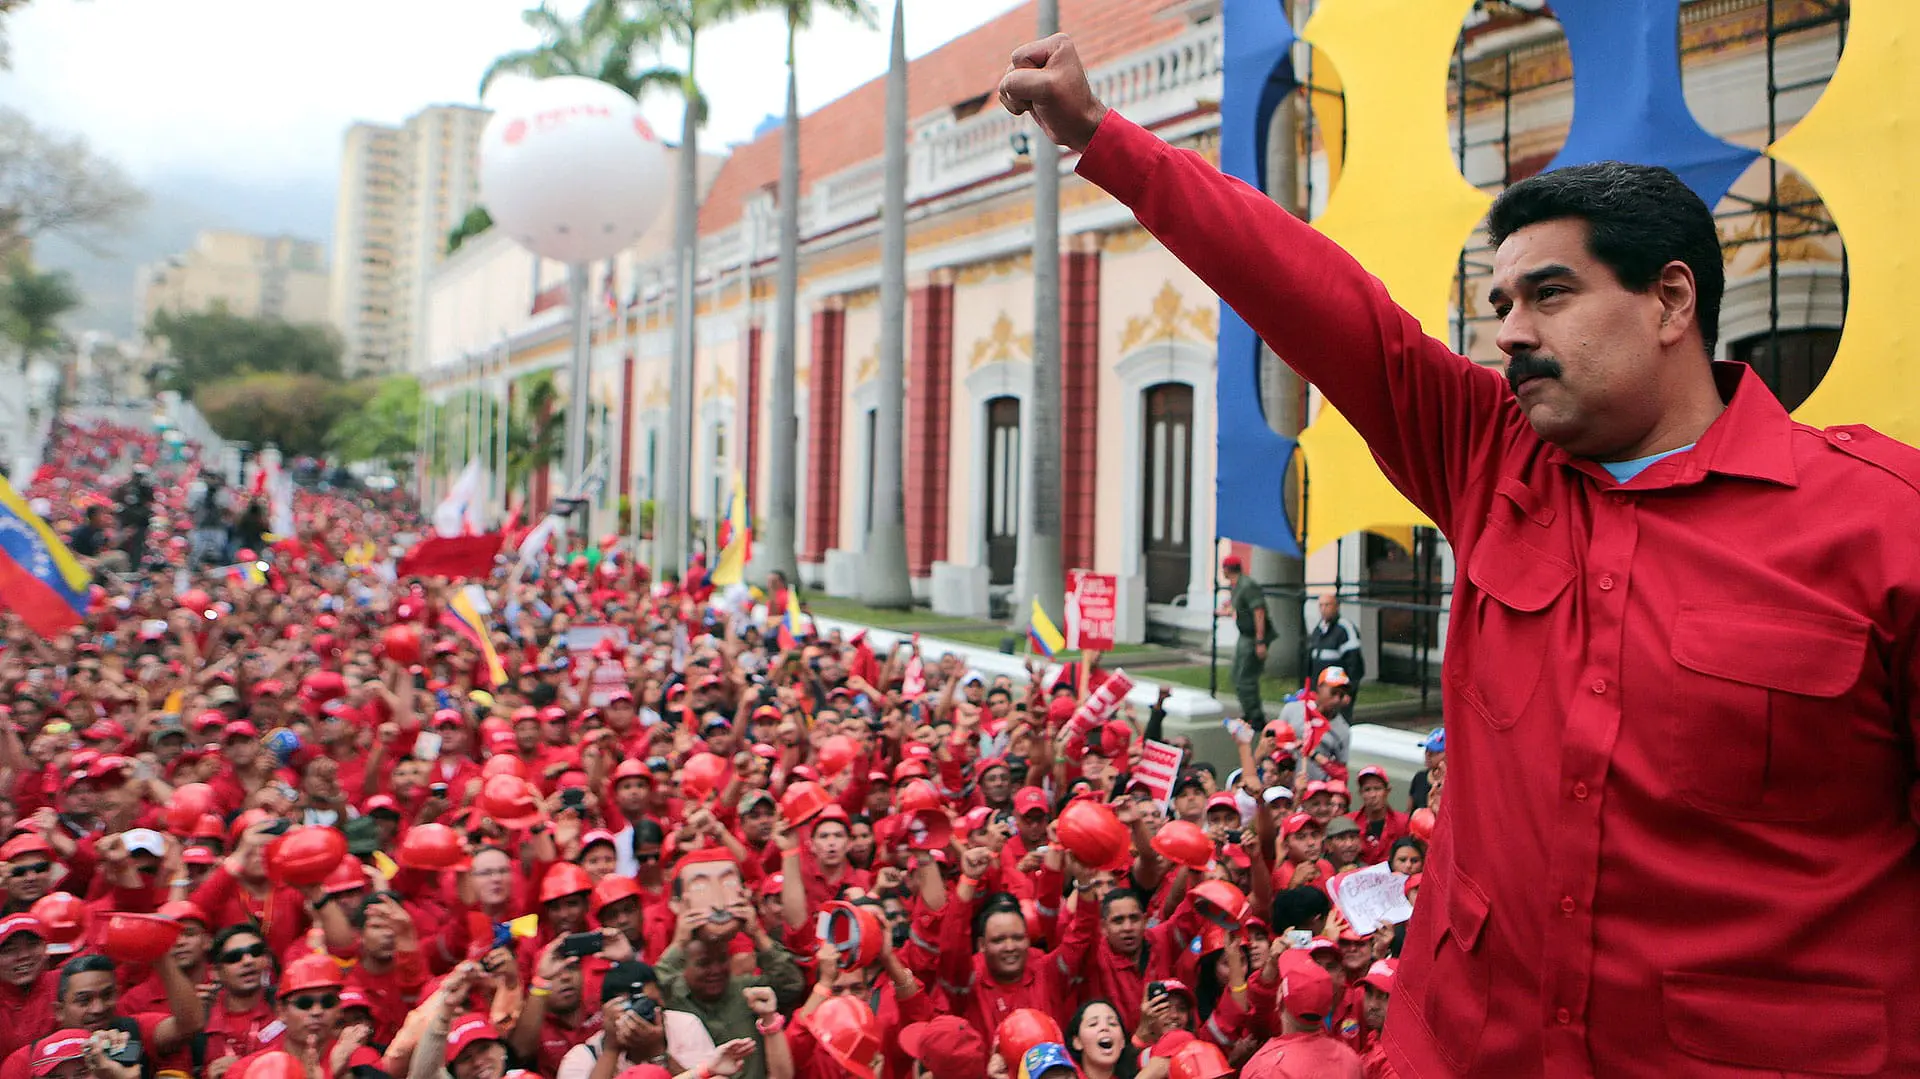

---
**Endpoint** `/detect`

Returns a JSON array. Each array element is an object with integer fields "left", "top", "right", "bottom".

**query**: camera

[
  {"left": 627, "top": 995, "right": 660, "bottom": 1021},
  {"left": 560, "top": 787, "right": 587, "bottom": 811}
]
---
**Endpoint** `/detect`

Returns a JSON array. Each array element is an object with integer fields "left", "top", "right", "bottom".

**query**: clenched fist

[{"left": 997, "top": 34, "right": 1109, "bottom": 153}]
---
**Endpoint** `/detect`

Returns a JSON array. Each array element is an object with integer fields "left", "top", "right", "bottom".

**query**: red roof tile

[{"left": 697, "top": 0, "right": 1194, "bottom": 236}]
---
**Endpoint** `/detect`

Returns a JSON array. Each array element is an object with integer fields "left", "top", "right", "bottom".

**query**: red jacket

[
  {"left": 1055, "top": 896, "right": 1187, "bottom": 1031},
  {"left": 344, "top": 948, "right": 431, "bottom": 1043},
  {"left": 1080, "top": 108, "right": 1920, "bottom": 1077},
  {"left": 935, "top": 892, "right": 1077, "bottom": 1038},
  {"left": 1348, "top": 809, "right": 1410, "bottom": 867},
  {"left": 190, "top": 864, "right": 311, "bottom": 959}
]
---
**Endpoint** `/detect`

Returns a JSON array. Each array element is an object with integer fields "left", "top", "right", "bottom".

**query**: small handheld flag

[{"left": 1028, "top": 598, "right": 1066, "bottom": 659}]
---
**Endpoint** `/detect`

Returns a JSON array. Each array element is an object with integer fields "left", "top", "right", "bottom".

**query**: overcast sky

[{"left": 2, "top": 0, "right": 1027, "bottom": 192}]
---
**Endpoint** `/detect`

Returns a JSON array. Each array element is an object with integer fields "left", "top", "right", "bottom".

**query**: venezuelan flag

[
  {"left": 224, "top": 561, "right": 266, "bottom": 587},
  {"left": 1028, "top": 597, "right": 1066, "bottom": 659},
  {"left": 442, "top": 585, "right": 507, "bottom": 687},
  {"left": 0, "top": 475, "right": 90, "bottom": 639},
  {"left": 711, "top": 472, "right": 750, "bottom": 587},
  {"left": 775, "top": 589, "right": 808, "bottom": 652}
]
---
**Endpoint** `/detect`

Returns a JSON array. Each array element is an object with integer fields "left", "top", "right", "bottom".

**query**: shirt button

[
  {"left": 1609, "top": 493, "right": 1629, "bottom": 506},
  {"left": 1572, "top": 781, "right": 1589, "bottom": 800},
  {"left": 1556, "top": 1008, "right": 1573, "bottom": 1025},
  {"left": 1560, "top": 896, "right": 1576, "bottom": 915},
  {"left": 1591, "top": 679, "right": 1607, "bottom": 695},
  {"left": 1598, "top": 575, "right": 1615, "bottom": 591},
  {"left": 1835, "top": 431, "right": 1854, "bottom": 442}
]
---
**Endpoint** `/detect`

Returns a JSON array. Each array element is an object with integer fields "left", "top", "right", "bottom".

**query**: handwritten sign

[
  {"left": 1067, "top": 570, "right": 1118, "bottom": 652},
  {"left": 1135, "top": 739, "right": 1185, "bottom": 806},
  {"left": 1327, "top": 861, "right": 1414, "bottom": 936}
]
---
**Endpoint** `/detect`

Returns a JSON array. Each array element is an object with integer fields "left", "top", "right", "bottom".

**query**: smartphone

[
  {"left": 430, "top": 783, "right": 449, "bottom": 799},
  {"left": 558, "top": 931, "right": 604, "bottom": 959},
  {"left": 1225, "top": 828, "right": 1244, "bottom": 846},
  {"left": 1147, "top": 981, "right": 1170, "bottom": 1001},
  {"left": 560, "top": 787, "right": 586, "bottom": 811},
  {"left": 259, "top": 819, "right": 292, "bottom": 837},
  {"left": 1284, "top": 929, "right": 1313, "bottom": 950}
]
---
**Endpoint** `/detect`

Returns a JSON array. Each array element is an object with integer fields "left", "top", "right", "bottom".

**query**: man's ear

[{"left": 1655, "top": 259, "right": 1699, "bottom": 349}]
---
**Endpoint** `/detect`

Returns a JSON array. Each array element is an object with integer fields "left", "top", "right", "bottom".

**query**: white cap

[
  {"left": 1263, "top": 786, "right": 1295, "bottom": 805},
  {"left": 123, "top": 828, "right": 167, "bottom": 856}
]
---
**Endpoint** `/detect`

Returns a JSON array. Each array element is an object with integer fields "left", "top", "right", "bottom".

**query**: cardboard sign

[
  {"left": 1327, "top": 861, "right": 1415, "bottom": 936},
  {"left": 1135, "top": 739, "right": 1185, "bottom": 805},
  {"left": 1065, "top": 669, "right": 1136, "bottom": 740},
  {"left": 564, "top": 623, "right": 630, "bottom": 653},
  {"left": 586, "top": 657, "right": 629, "bottom": 708},
  {"left": 1067, "top": 570, "right": 1118, "bottom": 653}
]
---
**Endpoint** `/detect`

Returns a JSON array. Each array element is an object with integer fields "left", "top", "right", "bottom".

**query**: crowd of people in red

[{"left": 0, "top": 418, "right": 1445, "bottom": 1079}]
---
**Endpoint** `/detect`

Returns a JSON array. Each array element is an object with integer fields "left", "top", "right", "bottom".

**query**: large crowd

[{"left": 0, "top": 417, "right": 1447, "bottom": 1079}]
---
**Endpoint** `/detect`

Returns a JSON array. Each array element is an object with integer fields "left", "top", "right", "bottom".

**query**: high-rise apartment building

[
  {"left": 329, "top": 123, "right": 403, "bottom": 375},
  {"left": 138, "top": 230, "right": 331, "bottom": 328},
  {"left": 331, "top": 104, "right": 489, "bottom": 376}
]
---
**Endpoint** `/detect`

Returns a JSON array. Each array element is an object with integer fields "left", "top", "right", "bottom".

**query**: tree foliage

[
  {"left": 196, "top": 373, "right": 374, "bottom": 458},
  {"left": 0, "top": 253, "right": 77, "bottom": 370},
  {"left": 0, "top": 106, "right": 144, "bottom": 258},
  {"left": 506, "top": 371, "right": 564, "bottom": 500},
  {"left": 328, "top": 375, "right": 421, "bottom": 471},
  {"left": 148, "top": 308, "right": 343, "bottom": 398},
  {"left": 446, "top": 205, "right": 494, "bottom": 255}
]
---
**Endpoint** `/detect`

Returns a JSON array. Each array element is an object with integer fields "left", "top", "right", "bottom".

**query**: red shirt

[
  {"left": 343, "top": 948, "right": 430, "bottom": 1043},
  {"left": 935, "top": 893, "right": 1076, "bottom": 1038},
  {"left": 1349, "top": 809, "right": 1410, "bottom": 866},
  {"left": 1054, "top": 893, "right": 1185, "bottom": 1031},
  {"left": 190, "top": 864, "right": 312, "bottom": 959},
  {"left": 1082, "top": 110, "right": 1920, "bottom": 1077},
  {"left": 1240, "top": 1031, "right": 1365, "bottom": 1079},
  {"left": 0, "top": 972, "right": 56, "bottom": 1062},
  {"left": 200, "top": 995, "right": 283, "bottom": 1060}
]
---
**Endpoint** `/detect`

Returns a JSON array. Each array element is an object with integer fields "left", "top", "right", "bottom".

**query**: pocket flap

[
  {"left": 1663, "top": 971, "right": 1886, "bottom": 1074},
  {"left": 1466, "top": 528, "right": 1575, "bottom": 613},
  {"left": 1445, "top": 871, "right": 1490, "bottom": 951},
  {"left": 1671, "top": 603, "right": 1869, "bottom": 698}
]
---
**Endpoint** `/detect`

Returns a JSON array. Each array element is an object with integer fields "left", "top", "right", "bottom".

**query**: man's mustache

[{"left": 1506, "top": 351, "right": 1564, "bottom": 393}]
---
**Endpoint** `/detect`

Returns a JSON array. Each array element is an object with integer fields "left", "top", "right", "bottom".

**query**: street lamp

[{"left": 478, "top": 76, "right": 669, "bottom": 528}]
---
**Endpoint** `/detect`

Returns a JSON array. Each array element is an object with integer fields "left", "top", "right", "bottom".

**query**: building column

[
  {"left": 744, "top": 325, "right": 762, "bottom": 513},
  {"left": 905, "top": 272, "right": 955, "bottom": 579},
  {"left": 1061, "top": 237, "right": 1102, "bottom": 575},
  {"left": 618, "top": 352, "right": 636, "bottom": 506},
  {"left": 802, "top": 299, "right": 846, "bottom": 564}
]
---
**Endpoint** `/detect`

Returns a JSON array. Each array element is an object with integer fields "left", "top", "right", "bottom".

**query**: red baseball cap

[
  {"left": 182, "top": 846, "right": 218, "bottom": 866},
  {"left": 1281, "top": 812, "right": 1323, "bottom": 836},
  {"left": 899, "top": 1018, "right": 988, "bottom": 1079},
  {"left": 1013, "top": 787, "right": 1050, "bottom": 817},
  {"left": 1355, "top": 766, "right": 1390, "bottom": 788},
  {"left": 447, "top": 1014, "right": 503, "bottom": 1060},
  {"left": 0, "top": 914, "right": 44, "bottom": 945},
  {"left": 0, "top": 833, "right": 53, "bottom": 862},
  {"left": 1222, "top": 555, "right": 1244, "bottom": 571},
  {"left": 338, "top": 988, "right": 374, "bottom": 1013},
  {"left": 1359, "top": 958, "right": 1398, "bottom": 994},
  {"left": 1205, "top": 792, "right": 1241, "bottom": 815},
  {"left": 29, "top": 1030, "right": 90, "bottom": 1077},
  {"left": 1278, "top": 953, "right": 1336, "bottom": 1021}
]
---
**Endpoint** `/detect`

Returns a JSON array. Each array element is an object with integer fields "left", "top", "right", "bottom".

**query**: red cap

[
  {"left": 280, "top": 954, "right": 346, "bottom": 993},
  {"left": 1205, "top": 792, "right": 1241, "bottom": 815},
  {"left": 338, "top": 988, "right": 373, "bottom": 1012},
  {"left": 1281, "top": 812, "right": 1323, "bottom": 836},
  {"left": 222, "top": 720, "right": 259, "bottom": 740},
  {"left": 28, "top": 1031, "right": 90, "bottom": 1077},
  {"left": 0, "top": 914, "right": 44, "bottom": 944},
  {"left": 0, "top": 833, "right": 53, "bottom": 862},
  {"left": 1013, "top": 787, "right": 1050, "bottom": 817},
  {"left": 1222, "top": 555, "right": 1244, "bottom": 571},
  {"left": 1356, "top": 766, "right": 1390, "bottom": 788},
  {"left": 756, "top": 873, "right": 785, "bottom": 898},
  {"left": 446, "top": 1014, "right": 503, "bottom": 1060},
  {"left": 1278, "top": 954, "right": 1336, "bottom": 1021},
  {"left": 157, "top": 900, "right": 209, "bottom": 927},
  {"left": 364, "top": 795, "right": 400, "bottom": 815},
  {"left": 1359, "top": 957, "right": 1398, "bottom": 994},
  {"left": 898, "top": 1018, "right": 988, "bottom": 1079},
  {"left": 182, "top": 846, "right": 217, "bottom": 866}
]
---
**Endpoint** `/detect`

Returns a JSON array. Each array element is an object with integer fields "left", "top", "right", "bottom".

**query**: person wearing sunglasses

[
  {"left": 223, "top": 955, "right": 377, "bottom": 1079},
  {"left": 0, "top": 953, "right": 206, "bottom": 1079},
  {"left": 0, "top": 834, "right": 57, "bottom": 916},
  {"left": 195, "top": 925, "right": 277, "bottom": 1067}
]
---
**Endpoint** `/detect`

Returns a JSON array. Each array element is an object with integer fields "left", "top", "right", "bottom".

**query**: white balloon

[{"left": 478, "top": 76, "right": 671, "bottom": 265}]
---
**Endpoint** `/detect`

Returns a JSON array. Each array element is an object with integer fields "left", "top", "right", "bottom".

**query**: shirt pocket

[
  {"left": 1459, "top": 522, "right": 1576, "bottom": 731},
  {"left": 1662, "top": 970, "right": 1887, "bottom": 1075},
  {"left": 1668, "top": 602, "right": 1870, "bottom": 821},
  {"left": 1420, "top": 868, "right": 1492, "bottom": 1073}
]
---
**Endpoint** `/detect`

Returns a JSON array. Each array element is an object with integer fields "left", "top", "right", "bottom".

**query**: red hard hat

[
  {"left": 381, "top": 624, "right": 422, "bottom": 665},
  {"left": 1190, "top": 880, "right": 1251, "bottom": 928},
  {"left": 891, "top": 759, "right": 931, "bottom": 783},
  {"left": 190, "top": 814, "right": 225, "bottom": 841},
  {"left": 101, "top": 912, "right": 183, "bottom": 965},
  {"left": 477, "top": 774, "right": 544, "bottom": 829},
  {"left": 679, "top": 752, "right": 728, "bottom": 801},
  {"left": 591, "top": 875, "right": 644, "bottom": 916},
  {"left": 163, "top": 783, "right": 218, "bottom": 836},
  {"left": 894, "top": 779, "right": 943, "bottom": 816},
  {"left": 779, "top": 781, "right": 833, "bottom": 829},
  {"left": 1057, "top": 799, "right": 1131, "bottom": 871},
  {"left": 280, "top": 954, "right": 346, "bottom": 993},
  {"left": 299, "top": 671, "right": 347, "bottom": 704},
  {"left": 322, "top": 855, "right": 368, "bottom": 897},
  {"left": 29, "top": 893, "right": 86, "bottom": 950},
  {"left": 227, "top": 809, "right": 271, "bottom": 846},
  {"left": 811, "top": 995, "right": 882, "bottom": 1079},
  {"left": 482, "top": 755, "right": 527, "bottom": 780},
  {"left": 824, "top": 901, "right": 887, "bottom": 970},
  {"left": 243, "top": 1053, "right": 307, "bottom": 1079},
  {"left": 266, "top": 827, "right": 348, "bottom": 888},
  {"left": 1168, "top": 1040, "right": 1233, "bottom": 1079},
  {"left": 816, "top": 735, "right": 858, "bottom": 778},
  {"left": 905, "top": 808, "right": 952, "bottom": 852},
  {"left": 612, "top": 759, "right": 651, "bottom": 783},
  {"left": 996, "top": 1009, "right": 1064, "bottom": 1070},
  {"left": 539, "top": 862, "right": 594, "bottom": 905},
  {"left": 1410, "top": 807, "right": 1436, "bottom": 841},
  {"left": 396, "top": 823, "right": 471, "bottom": 871},
  {"left": 1151, "top": 820, "right": 1214, "bottom": 873}
]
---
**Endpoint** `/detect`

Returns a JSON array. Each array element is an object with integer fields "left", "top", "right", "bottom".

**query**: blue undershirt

[{"left": 1600, "top": 444, "right": 1695, "bottom": 483}]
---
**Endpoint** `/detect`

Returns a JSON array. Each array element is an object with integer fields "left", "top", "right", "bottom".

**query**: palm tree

[
  {"left": 1027, "top": 0, "right": 1065, "bottom": 626},
  {"left": 506, "top": 373, "right": 565, "bottom": 505},
  {"left": 764, "top": 0, "right": 875, "bottom": 585},
  {"left": 480, "top": 2, "right": 655, "bottom": 96},
  {"left": 1, "top": 256, "right": 79, "bottom": 422},
  {"left": 860, "top": 0, "right": 912, "bottom": 608}
]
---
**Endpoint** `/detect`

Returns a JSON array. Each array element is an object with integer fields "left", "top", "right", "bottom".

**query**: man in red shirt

[
  {"left": 1001, "top": 37, "right": 1920, "bottom": 1077},
  {"left": 0, "top": 835, "right": 56, "bottom": 916},
  {"left": 1238, "top": 956, "right": 1363, "bottom": 1079},
  {"left": 343, "top": 894, "right": 429, "bottom": 1044},
  {"left": 1054, "top": 885, "right": 1185, "bottom": 1031},
  {"left": 1347, "top": 769, "right": 1408, "bottom": 866},
  {"left": 935, "top": 846, "right": 1076, "bottom": 1037},
  {"left": 0, "top": 915, "right": 55, "bottom": 1061},
  {"left": 194, "top": 925, "right": 279, "bottom": 1064}
]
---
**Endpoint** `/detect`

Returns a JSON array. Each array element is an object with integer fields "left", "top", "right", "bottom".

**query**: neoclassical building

[{"left": 416, "top": 0, "right": 1849, "bottom": 657}]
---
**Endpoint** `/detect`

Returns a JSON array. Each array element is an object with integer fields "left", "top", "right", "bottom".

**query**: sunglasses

[
  {"left": 218, "top": 943, "right": 268, "bottom": 965},
  {"left": 286, "top": 994, "right": 340, "bottom": 1011},
  {"left": 9, "top": 863, "right": 49, "bottom": 878}
]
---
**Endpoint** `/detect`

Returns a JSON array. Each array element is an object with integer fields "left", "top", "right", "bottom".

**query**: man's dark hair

[
  {"left": 58, "top": 954, "right": 116, "bottom": 1000},
  {"left": 1486, "top": 161, "right": 1724, "bottom": 355},
  {"left": 1100, "top": 886, "right": 1146, "bottom": 919}
]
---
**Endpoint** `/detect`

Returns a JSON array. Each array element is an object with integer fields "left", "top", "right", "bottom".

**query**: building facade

[
  {"left": 416, "top": 0, "right": 1847, "bottom": 655},
  {"left": 331, "top": 105, "right": 489, "bottom": 376},
  {"left": 137, "top": 229, "right": 331, "bottom": 327}
]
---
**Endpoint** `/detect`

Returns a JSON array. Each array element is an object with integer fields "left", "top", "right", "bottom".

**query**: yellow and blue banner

[
  {"left": 1028, "top": 597, "right": 1066, "bottom": 659},
  {"left": 442, "top": 585, "right": 507, "bottom": 687},
  {"left": 0, "top": 475, "right": 90, "bottom": 639},
  {"left": 711, "top": 472, "right": 750, "bottom": 588}
]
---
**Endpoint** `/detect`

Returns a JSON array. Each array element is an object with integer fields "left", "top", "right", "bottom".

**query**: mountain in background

[{"left": 35, "top": 170, "right": 335, "bottom": 337}]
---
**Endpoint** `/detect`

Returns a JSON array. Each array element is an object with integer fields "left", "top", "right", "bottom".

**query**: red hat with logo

[
  {"left": 1013, "top": 787, "right": 1050, "bottom": 817},
  {"left": 898, "top": 1018, "right": 987, "bottom": 1079},
  {"left": 1281, "top": 812, "right": 1324, "bottom": 836},
  {"left": 447, "top": 1014, "right": 504, "bottom": 1061},
  {"left": 1277, "top": 953, "right": 1336, "bottom": 1022},
  {"left": 0, "top": 914, "right": 43, "bottom": 945},
  {"left": 29, "top": 1031, "right": 90, "bottom": 1077},
  {"left": 1360, "top": 957, "right": 1398, "bottom": 994}
]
